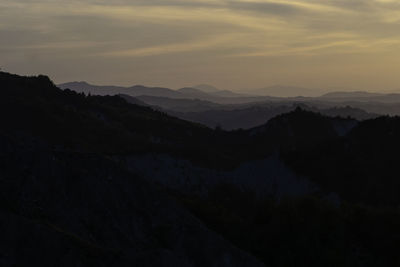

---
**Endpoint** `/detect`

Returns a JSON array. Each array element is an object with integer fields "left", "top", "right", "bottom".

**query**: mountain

[
  {"left": 177, "top": 87, "right": 216, "bottom": 99},
  {"left": 0, "top": 133, "right": 265, "bottom": 267},
  {"left": 137, "top": 98, "right": 377, "bottom": 130},
  {"left": 244, "top": 85, "right": 321, "bottom": 97},
  {"left": 117, "top": 94, "right": 149, "bottom": 106},
  {"left": 59, "top": 81, "right": 273, "bottom": 104},
  {"left": 210, "top": 90, "right": 252, "bottom": 98},
  {"left": 175, "top": 87, "right": 265, "bottom": 103},
  {"left": 318, "top": 105, "right": 379, "bottom": 120},
  {"left": 1, "top": 72, "right": 266, "bottom": 267},
  {"left": 285, "top": 114, "right": 400, "bottom": 207},
  {"left": 2, "top": 72, "right": 227, "bottom": 159},
  {"left": 59, "top": 81, "right": 184, "bottom": 98},
  {"left": 249, "top": 107, "right": 358, "bottom": 150},
  {"left": 59, "top": 82, "right": 400, "bottom": 106},
  {"left": 4, "top": 71, "right": 400, "bottom": 266},
  {"left": 128, "top": 85, "right": 184, "bottom": 98},
  {"left": 321, "top": 91, "right": 384, "bottom": 98},
  {"left": 320, "top": 91, "right": 400, "bottom": 103},
  {"left": 121, "top": 94, "right": 222, "bottom": 112},
  {"left": 58, "top": 81, "right": 124, "bottom": 95},
  {"left": 172, "top": 106, "right": 294, "bottom": 130}
]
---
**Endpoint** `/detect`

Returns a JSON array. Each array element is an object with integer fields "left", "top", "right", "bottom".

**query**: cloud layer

[{"left": 1, "top": 0, "right": 400, "bottom": 90}]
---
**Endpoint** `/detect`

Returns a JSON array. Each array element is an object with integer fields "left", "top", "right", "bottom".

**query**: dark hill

[
  {"left": 285, "top": 115, "right": 400, "bottom": 207},
  {"left": 0, "top": 132, "right": 264, "bottom": 267},
  {"left": 0, "top": 72, "right": 266, "bottom": 266},
  {"left": 3, "top": 72, "right": 400, "bottom": 266},
  {"left": 249, "top": 107, "right": 357, "bottom": 152},
  {"left": 0, "top": 72, "right": 215, "bottom": 156}
]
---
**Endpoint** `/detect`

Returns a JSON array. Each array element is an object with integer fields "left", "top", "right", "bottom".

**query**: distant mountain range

[
  {"left": 59, "top": 82, "right": 250, "bottom": 100},
  {"left": 321, "top": 91, "right": 385, "bottom": 98},
  {"left": 58, "top": 81, "right": 274, "bottom": 104},
  {"left": 60, "top": 81, "right": 400, "bottom": 130},
  {"left": 61, "top": 81, "right": 400, "bottom": 104},
  {"left": 4, "top": 71, "right": 400, "bottom": 266},
  {"left": 242, "top": 85, "right": 322, "bottom": 97},
  {"left": 120, "top": 94, "right": 378, "bottom": 130},
  {"left": 192, "top": 84, "right": 253, "bottom": 97},
  {"left": 320, "top": 91, "right": 400, "bottom": 103},
  {"left": 59, "top": 81, "right": 184, "bottom": 98},
  {"left": 120, "top": 94, "right": 221, "bottom": 112}
]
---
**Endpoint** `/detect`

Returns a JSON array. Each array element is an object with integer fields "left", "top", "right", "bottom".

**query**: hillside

[{"left": 2, "top": 72, "right": 400, "bottom": 266}]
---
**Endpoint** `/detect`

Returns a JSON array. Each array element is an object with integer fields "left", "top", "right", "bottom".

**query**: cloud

[
  {"left": 1, "top": 0, "right": 400, "bottom": 90},
  {"left": 101, "top": 34, "right": 241, "bottom": 57}
]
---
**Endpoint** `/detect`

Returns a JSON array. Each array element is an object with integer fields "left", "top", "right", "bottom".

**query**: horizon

[
  {"left": 56, "top": 79, "right": 400, "bottom": 95},
  {"left": 2, "top": 0, "right": 400, "bottom": 93},
  {"left": 2, "top": 69, "right": 399, "bottom": 96}
]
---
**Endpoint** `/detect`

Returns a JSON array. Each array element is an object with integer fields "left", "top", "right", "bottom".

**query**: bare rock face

[{"left": 0, "top": 135, "right": 265, "bottom": 267}]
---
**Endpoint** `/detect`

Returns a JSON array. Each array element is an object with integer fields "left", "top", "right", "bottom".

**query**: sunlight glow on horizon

[{"left": 1, "top": 0, "right": 400, "bottom": 91}]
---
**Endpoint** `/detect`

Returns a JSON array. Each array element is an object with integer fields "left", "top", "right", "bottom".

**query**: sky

[{"left": 1, "top": 0, "right": 400, "bottom": 92}]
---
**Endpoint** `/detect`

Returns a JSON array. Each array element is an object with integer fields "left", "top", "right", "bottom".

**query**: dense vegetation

[
  {"left": 285, "top": 115, "right": 400, "bottom": 207},
  {"left": 1, "top": 71, "right": 400, "bottom": 266},
  {"left": 178, "top": 184, "right": 400, "bottom": 267}
]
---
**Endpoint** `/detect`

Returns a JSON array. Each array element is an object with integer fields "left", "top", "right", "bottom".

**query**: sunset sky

[{"left": 1, "top": 0, "right": 400, "bottom": 92}]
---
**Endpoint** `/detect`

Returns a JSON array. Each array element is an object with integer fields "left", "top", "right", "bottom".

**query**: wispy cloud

[
  {"left": 102, "top": 34, "right": 241, "bottom": 57},
  {"left": 1, "top": 0, "right": 400, "bottom": 90}
]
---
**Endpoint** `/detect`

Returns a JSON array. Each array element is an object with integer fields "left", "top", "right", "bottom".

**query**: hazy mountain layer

[
  {"left": 59, "top": 81, "right": 273, "bottom": 104},
  {"left": 3, "top": 72, "right": 400, "bottom": 266}
]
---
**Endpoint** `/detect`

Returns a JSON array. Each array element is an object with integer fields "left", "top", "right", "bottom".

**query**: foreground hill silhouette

[
  {"left": 1, "top": 72, "right": 400, "bottom": 266},
  {"left": 286, "top": 115, "right": 400, "bottom": 206},
  {"left": 0, "top": 72, "right": 221, "bottom": 159},
  {"left": 0, "top": 72, "right": 265, "bottom": 266}
]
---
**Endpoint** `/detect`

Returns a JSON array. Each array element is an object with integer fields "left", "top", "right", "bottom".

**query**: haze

[{"left": 1, "top": 0, "right": 400, "bottom": 92}]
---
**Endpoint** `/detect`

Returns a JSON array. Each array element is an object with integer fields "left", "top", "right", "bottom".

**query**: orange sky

[{"left": 1, "top": 0, "right": 400, "bottom": 92}]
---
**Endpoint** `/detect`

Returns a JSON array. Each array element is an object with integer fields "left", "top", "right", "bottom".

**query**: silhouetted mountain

[
  {"left": 59, "top": 81, "right": 185, "bottom": 98},
  {"left": 2, "top": 72, "right": 237, "bottom": 165},
  {"left": 0, "top": 72, "right": 266, "bottom": 266},
  {"left": 319, "top": 105, "right": 379, "bottom": 120},
  {"left": 177, "top": 87, "right": 216, "bottom": 99},
  {"left": 121, "top": 94, "right": 222, "bottom": 112},
  {"left": 348, "top": 102, "right": 400, "bottom": 116},
  {"left": 173, "top": 106, "right": 294, "bottom": 130},
  {"left": 320, "top": 91, "right": 400, "bottom": 103},
  {"left": 118, "top": 94, "right": 149, "bottom": 106},
  {"left": 321, "top": 91, "right": 384, "bottom": 98},
  {"left": 0, "top": 133, "right": 265, "bottom": 267},
  {"left": 210, "top": 90, "right": 252, "bottom": 98},
  {"left": 181, "top": 84, "right": 252, "bottom": 98},
  {"left": 244, "top": 85, "right": 320, "bottom": 97},
  {"left": 250, "top": 108, "right": 357, "bottom": 151},
  {"left": 285, "top": 115, "right": 400, "bottom": 207},
  {"left": 59, "top": 81, "right": 124, "bottom": 95},
  {"left": 3, "top": 71, "right": 400, "bottom": 266},
  {"left": 125, "top": 94, "right": 376, "bottom": 130},
  {"left": 59, "top": 81, "right": 274, "bottom": 104}
]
